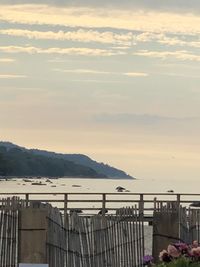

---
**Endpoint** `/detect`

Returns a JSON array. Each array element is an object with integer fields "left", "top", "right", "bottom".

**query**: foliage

[
  {"left": 156, "top": 257, "right": 200, "bottom": 267},
  {"left": 0, "top": 141, "right": 133, "bottom": 179},
  {"left": 0, "top": 146, "right": 106, "bottom": 178},
  {"left": 143, "top": 241, "right": 200, "bottom": 267}
]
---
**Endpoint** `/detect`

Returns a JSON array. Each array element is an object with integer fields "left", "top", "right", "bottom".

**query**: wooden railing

[{"left": 0, "top": 193, "right": 200, "bottom": 218}]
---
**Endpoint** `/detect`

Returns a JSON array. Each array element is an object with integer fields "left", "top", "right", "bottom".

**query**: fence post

[
  {"left": 102, "top": 193, "right": 106, "bottom": 216},
  {"left": 18, "top": 207, "right": 48, "bottom": 264},
  {"left": 176, "top": 194, "right": 180, "bottom": 205},
  {"left": 152, "top": 204, "right": 180, "bottom": 262},
  {"left": 64, "top": 193, "right": 68, "bottom": 224},
  {"left": 139, "top": 194, "right": 144, "bottom": 219},
  {"left": 25, "top": 193, "right": 29, "bottom": 208}
]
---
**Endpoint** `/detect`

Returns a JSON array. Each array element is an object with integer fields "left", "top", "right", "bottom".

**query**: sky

[{"left": 0, "top": 0, "right": 200, "bottom": 180}]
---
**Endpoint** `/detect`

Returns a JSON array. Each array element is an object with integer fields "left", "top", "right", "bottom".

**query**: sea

[{"left": 1, "top": 176, "right": 199, "bottom": 194}]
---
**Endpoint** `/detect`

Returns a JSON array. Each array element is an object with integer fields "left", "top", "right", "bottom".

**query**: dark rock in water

[
  {"left": 23, "top": 179, "right": 32, "bottom": 182},
  {"left": 98, "top": 208, "right": 108, "bottom": 215},
  {"left": 70, "top": 209, "right": 82, "bottom": 214},
  {"left": 51, "top": 185, "right": 56, "bottom": 187},
  {"left": 117, "top": 188, "right": 124, "bottom": 192},
  {"left": 125, "top": 190, "right": 130, "bottom": 192},
  {"left": 31, "top": 182, "right": 46, "bottom": 186},
  {"left": 72, "top": 184, "right": 81, "bottom": 187},
  {"left": 167, "top": 190, "right": 174, "bottom": 193},
  {"left": 116, "top": 186, "right": 126, "bottom": 192},
  {"left": 46, "top": 179, "right": 53, "bottom": 183},
  {"left": 190, "top": 202, "right": 200, "bottom": 207}
]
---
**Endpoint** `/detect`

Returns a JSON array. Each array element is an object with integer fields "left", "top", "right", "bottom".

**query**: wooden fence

[
  {"left": 46, "top": 205, "right": 144, "bottom": 267},
  {"left": 188, "top": 208, "right": 200, "bottom": 244},
  {"left": 152, "top": 202, "right": 200, "bottom": 261},
  {"left": 0, "top": 197, "right": 145, "bottom": 267},
  {"left": 65, "top": 207, "right": 144, "bottom": 267},
  {"left": 0, "top": 198, "right": 19, "bottom": 267},
  {"left": 46, "top": 206, "right": 67, "bottom": 267},
  {"left": 3, "top": 195, "right": 200, "bottom": 267}
]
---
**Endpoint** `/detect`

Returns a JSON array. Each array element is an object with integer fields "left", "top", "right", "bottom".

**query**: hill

[
  {"left": 0, "top": 144, "right": 105, "bottom": 178},
  {"left": 0, "top": 142, "right": 134, "bottom": 179}
]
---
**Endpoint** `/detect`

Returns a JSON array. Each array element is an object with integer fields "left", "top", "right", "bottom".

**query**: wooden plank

[
  {"left": 0, "top": 210, "right": 3, "bottom": 266},
  {"left": 152, "top": 208, "right": 180, "bottom": 262}
]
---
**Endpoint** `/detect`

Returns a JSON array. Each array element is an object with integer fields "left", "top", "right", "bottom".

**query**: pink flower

[
  {"left": 174, "top": 242, "right": 188, "bottom": 252},
  {"left": 193, "top": 240, "right": 198, "bottom": 248},
  {"left": 191, "top": 247, "right": 200, "bottom": 257},
  {"left": 159, "top": 250, "right": 171, "bottom": 262},
  {"left": 167, "top": 245, "right": 181, "bottom": 258}
]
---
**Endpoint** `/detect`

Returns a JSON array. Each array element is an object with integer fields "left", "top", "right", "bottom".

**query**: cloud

[
  {"left": 2, "top": 28, "right": 200, "bottom": 52},
  {"left": 124, "top": 72, "right": 149, "bottom": 77},
  {"left": 68, "top": 79, "right": 130, "bottom": 84},
  {"left": 0, "top": 28, "right": 133, "bottom": 46},
  {"left": 0, "top": 45, "right": 123, "bottom": 56},
  {"left": 0, "top": 58, "right": 15, "bottom": 63},
  {"left": 0, "top": 74, "right": 26, "bottom": 78},
  {"left": 94, "top": 113, "right": 200, "bottom": 128},
  {"left": 54, "top": 68, "right": 150, "bottom": 77},
  {"left": 54, "top": 68, "right": 111, "bottom": 74},
  {"left": 133, "top": 50, "right": 200, "bottom": 62},
  {"left": 133, "top": 32, "right": 200, "bottom": 48},
  {"left": 1, "top": 5, "right": 200, "bottom": 35},
  {"left": 0, "top": 0, "right": 200, "bottom": 12}
]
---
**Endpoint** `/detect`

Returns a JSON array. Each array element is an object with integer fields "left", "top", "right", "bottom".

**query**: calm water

[
  {"left": 0, "top": 177, "right": 199, "bottom": 194},
  {"left": 1, "top": 177, "right": 199, "bottom": 212}
]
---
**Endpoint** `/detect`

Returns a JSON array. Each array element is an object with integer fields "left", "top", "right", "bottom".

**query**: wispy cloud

[
  {"left": 54, "top": 68, "right": 149, "bottom": 77},
  {"left": 133, "top": 32, "right": 200, "bottom": 48},
  {"left": 0, "top": 58, "right": 15, "bottom": 63},
  {"left": 2, "top": 28, "right": 200, "bottom": 52},
  {"left": 0, "top": 45, "right": 124, "bottom": 56},
  {"left": 0, "top": 74, "right": 26, "bottom": 78},
  {"left": 54, "top": 68, "right": 111, "bottom": 75},
  {"left": 1, "top": 5, "right": 200, "bottom": 35},
  {"left": 133, "top": 50, "right": 200, "bottom": 62},
  {"left": 124, "top": 72, "right": 149, "bottom": 77},
  {"left": 94, "top": 113, "right": 200, "bottom": 127},
  {"left": 0, "top": 28, "right": 133, "bottom": 46}
]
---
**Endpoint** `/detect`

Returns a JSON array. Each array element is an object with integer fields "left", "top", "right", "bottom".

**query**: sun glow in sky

[{"left": 1, "top": 0, "right": 200, "bottom": 179}]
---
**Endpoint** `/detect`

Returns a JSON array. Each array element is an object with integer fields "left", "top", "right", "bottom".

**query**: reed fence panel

[
  {"left": 152, "top": 202, "right": 188, "bottom": 261},
  {"left": 0, "top": 198, "right": 19, "bottom": 267},
  {"left": 65, "top": 206, "right": 144, "bottom": 267},
  {"left": 188, "top": 208, "right": 200, "bottom": 244},
  {"left": 46, "top": 206, "right": 67, "bottom": 267}
]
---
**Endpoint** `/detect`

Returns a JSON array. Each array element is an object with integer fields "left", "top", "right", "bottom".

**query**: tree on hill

[{"left": 0, "top": 146, "right": 106, "bottom": 178}]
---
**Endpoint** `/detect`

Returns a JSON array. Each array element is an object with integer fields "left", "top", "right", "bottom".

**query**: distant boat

[{"left": 167, "top": 190, "right": 174, "bottom": 193}]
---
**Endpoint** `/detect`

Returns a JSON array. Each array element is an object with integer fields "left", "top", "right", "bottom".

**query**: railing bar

[{"left": 2, "top": 194, "right": 200, "bottom": 198}]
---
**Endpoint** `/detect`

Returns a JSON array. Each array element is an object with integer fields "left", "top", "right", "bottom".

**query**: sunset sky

[{"left": 1, "top": 0, "right": 200, "bottom": 179}]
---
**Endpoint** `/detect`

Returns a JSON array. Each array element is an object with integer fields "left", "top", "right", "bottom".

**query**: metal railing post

[
  {"left": 139, "top": 194, "right": 144, "bottom": 219},
  {"left": 25, "top": 193, "right": 29, "bottom": 207},
  {"left": 176, "top": 194, "right": 181, "bottom": 206},
  {"left": 102, "top": 193, "right": 106, "bottom": 216},
  {"left": 64, "top": 193, "right": 68, "bottom": 225}
]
